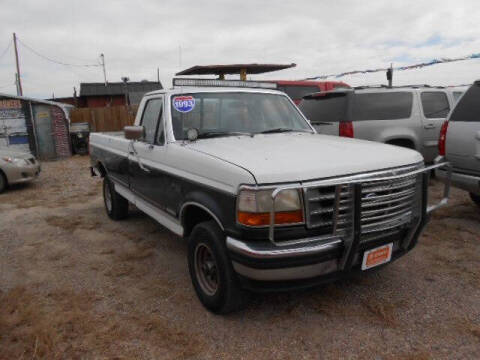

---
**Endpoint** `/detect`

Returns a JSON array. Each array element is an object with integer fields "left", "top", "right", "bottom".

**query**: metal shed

[{"left": 0, "top": 93, "right": 73, "bottom": 160}]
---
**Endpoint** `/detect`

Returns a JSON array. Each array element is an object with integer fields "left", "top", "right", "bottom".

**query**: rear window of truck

[
  {"left": 278, "top": 85, "right": 320, "bottom": 100},
  {"left": 449, "top": 83, "right": 480, "bottom": 122},
  {"left": 352, "top": 92, "right": 413, "bottom": 120},
  {"left": 299, "top": 93, "right": 348, "bottom": 123}
]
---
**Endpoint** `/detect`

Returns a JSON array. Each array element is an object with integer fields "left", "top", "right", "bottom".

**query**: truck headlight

[{"left": 237, "top": 188, "right": 304, "bottom": 227}]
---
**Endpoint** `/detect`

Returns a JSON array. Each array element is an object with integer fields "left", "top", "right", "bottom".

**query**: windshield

[{"left": 170, "top": 92, "right": 312, "bottom": 140}]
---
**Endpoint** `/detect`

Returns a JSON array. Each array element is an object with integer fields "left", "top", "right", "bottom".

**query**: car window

[
  {"left": 421, "top": 92, "right": 450, "bottom": 118},
  {"left": 352, "top": 92, "right": 412, "bottom": 120},
  {"left": 140, "top": 98, "right": 163, "bottom": 144},
  {"left": 449, "top": 83, "right": 480, "bottom": 122},
  {"left": 170, "top": 92, "right": 311, "bottom": 140},
  {"left": 299, "top": 93, "right": 348, "bottom": 123},
  {"left": 453, "top": 91, "right": 464, "bottom": 103},
  {"left": 279, "top": 85, "right": 320, "bottom": 100}
]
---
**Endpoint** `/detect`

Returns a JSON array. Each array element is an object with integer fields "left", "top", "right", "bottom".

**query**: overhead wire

[
  {"left": 16, "top": 37, "right": 101, "bottom": 68},
  {"left": 0, "top": 40, "right": 12, "bottom": 61}
]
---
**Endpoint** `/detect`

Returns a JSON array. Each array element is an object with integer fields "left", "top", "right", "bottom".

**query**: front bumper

[
  {"left": 227, "top": 163, "right": 451, "bottom": 290},
  {"left": 5, "top": 162, "right": 41, "bottom": 185},
  {"left": 435, "top": 156, "right": 480, "bottom": 195}
]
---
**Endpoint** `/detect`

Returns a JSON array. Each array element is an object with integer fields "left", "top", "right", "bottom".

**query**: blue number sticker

[{"left": 173, "top": 96, "right": 195, "bottom": 113}]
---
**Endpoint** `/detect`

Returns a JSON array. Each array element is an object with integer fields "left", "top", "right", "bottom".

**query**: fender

[
  {"left": 380, "top": 131, "right": 419, "bottom": 150},
  {"left": 179, "top": 190, "right": 236, "bottom": 233}
]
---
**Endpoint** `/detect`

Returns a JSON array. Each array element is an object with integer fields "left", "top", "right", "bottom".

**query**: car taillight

[
  {"left": 339, "top": 121, "right": 354, "bottom": 138},
  {"left": 439, "top": 120, "right": 449, "bottom": 156}
]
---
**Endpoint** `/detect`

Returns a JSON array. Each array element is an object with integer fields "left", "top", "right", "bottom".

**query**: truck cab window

[{"left": 141, "top": 98, "right": 163, "bottom": 144}]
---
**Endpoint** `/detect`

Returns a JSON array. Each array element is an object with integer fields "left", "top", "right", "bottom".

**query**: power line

[
  {"left": 0, "top": 40, "right": 12, "bottom": 61},
  {"left": 17, "top": 37, "right": 101, "bottom": 68}
]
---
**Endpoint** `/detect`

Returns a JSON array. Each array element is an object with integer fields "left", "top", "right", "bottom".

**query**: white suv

[{"left": 300, "top": 85, "right": 461, "bottom": 164}]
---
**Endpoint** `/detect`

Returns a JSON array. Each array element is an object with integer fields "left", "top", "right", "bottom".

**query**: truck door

[
  {"left": 128, "top": 96, "right": 173, "bottom": 213},
  {"left": 419, "top": 91, "right": 451, "bottom": 163},
  {"left": 446, "top": 82, "right": 480, "bottom": 176}
]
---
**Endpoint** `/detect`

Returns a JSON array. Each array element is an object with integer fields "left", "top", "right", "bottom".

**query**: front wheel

[
  {"left": 469, "top": 192, "right": 480, "bottom": 208},
  {"left": 188, "top": 220, "right": 248, "bottom": 313},
  {"left": 103, "top": 176, "right": 129, "bottom": 220}
]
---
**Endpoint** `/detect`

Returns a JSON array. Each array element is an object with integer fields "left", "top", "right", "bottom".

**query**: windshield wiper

[
  {"left": 258, "top": 128, "right": 311, "bottom": 134},
  {"left": 196, "top": 131, "right": 251, "bottom": 139}
]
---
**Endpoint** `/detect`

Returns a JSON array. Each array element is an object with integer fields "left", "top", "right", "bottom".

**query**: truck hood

[
  {"left": 0, "top": 149, "right": 33, "bottom": 159},
  {"left": 185, "top": 132, "right": 423, "bottom": 184}
]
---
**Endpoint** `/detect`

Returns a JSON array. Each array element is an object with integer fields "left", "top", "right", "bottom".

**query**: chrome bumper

[
  {"left": 435, "top": 156, "right": 478, "bottom": 195},
  {"left": 229, "top": 162, "right": 452, "bottom": 282}
]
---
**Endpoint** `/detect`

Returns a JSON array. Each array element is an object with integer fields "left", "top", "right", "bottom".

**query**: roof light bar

[{"left": 173, "top": 78, "right": 278, "bottom": 90}]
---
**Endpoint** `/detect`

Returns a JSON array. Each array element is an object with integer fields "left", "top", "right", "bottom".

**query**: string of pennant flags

[{"left": 305, "top": 52, "right": 480, "bottom": 80}]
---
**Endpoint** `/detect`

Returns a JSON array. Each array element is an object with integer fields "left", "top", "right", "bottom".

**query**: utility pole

[
  {"left": 15, "top": 74, "right": 20, "bottom": 95},
  {"left": 13, "top": 33, "right": 23, "bottom": 96},
  {"left": 100, "top": 53, "right": 107, "bottom": 85},
  {"left": 157, "top": 67, "right": 160, "bottom": 83},
  {"left": 386, "top": 63, "right": 393, "bottom": 88}
]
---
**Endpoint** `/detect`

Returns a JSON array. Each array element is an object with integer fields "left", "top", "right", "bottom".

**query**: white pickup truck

[{"left": 90, "top": 78, "right": 449, "bottom": 313}]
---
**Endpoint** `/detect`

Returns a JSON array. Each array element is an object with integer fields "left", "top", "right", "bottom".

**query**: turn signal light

[
  {"left": 339, "top": 121, "right": 354, "bottom": 138},
  {"left": 438, "top": 120, "right": 449, "bottom": 156},
  {"left": 238, "top": 210, "right": 304, "bottom": 227}
]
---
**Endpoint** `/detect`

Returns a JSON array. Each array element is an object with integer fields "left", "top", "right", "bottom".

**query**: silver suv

[
  {"left": 299, "top": 85, "right": 460, "bottom": 163},
  {"left": 436, "top": 81, "right": 480, "bottom": 206}
]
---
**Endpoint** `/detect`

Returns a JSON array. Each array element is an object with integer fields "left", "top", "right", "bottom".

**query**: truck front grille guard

[{"left": 268, "top": 162, "right": 452, "bottom": 268}]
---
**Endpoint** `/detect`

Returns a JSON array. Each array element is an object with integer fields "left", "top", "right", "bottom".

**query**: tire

[
  {"left": 0, "top": 171, "right": 7, "bottom": 193},
  {"left": 188, "top": 220, "right": 247, "bottom": 314},
  {"left": 103, "top": 176, "right": 129, "bottom": 220},
  {"left": 469, "top": 192, "right": 480, "bottom": 208}
]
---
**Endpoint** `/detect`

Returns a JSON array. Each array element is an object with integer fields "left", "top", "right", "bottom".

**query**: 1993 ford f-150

[{"left": 90, "top": 78, "right": 450, "bottom": 313}]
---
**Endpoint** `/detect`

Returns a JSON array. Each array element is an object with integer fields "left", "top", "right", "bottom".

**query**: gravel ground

[{"left": 0, "top": 156, "right": 479, "bottom": 359}]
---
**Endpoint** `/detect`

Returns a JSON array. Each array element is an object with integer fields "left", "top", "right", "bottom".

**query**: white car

[
  {"left": 0, "top": 149, "right": 41, "bottom": 193},
  {"left": 89, "top": 78, "right": 449, "bottom": 313}
]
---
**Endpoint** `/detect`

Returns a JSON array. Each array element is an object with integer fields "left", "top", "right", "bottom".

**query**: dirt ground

[{"left": 0, "top": 156, "right": 479, "bottom": 360}]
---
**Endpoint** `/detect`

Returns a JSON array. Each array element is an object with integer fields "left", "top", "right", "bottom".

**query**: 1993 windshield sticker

[{"left": 173, "top": 96, "right": 195, "bottom": 113}]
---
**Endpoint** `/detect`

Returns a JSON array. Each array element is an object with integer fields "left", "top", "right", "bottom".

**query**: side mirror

[{"left": 124, "top": 126, "right": 144, "bottom": 140}]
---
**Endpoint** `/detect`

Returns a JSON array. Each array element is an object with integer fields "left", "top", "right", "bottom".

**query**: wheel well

[
  {"left": 182, "top": 205, "right": 222, "bottom": 238},
  {"left": 96, "top": 162, "right": 107, "bottom": 177},
  {"left": 0, "top": 169, "right": 7, "bottom": 185},
  {"left": 386, "top": 139, "right": 416, "bottom": 150}
]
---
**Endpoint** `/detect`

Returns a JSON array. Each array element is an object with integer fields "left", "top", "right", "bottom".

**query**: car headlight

[
  {"left": 237, "top": 188, "right": 304, "bottom": 227},
  {"left": 2, "top": 157, "right": 29, "bottom": 166}
]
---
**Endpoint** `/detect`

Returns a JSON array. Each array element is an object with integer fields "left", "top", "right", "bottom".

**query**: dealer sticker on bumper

[{"left": 361, "top": 243, "right": 393, "bottom": 270}]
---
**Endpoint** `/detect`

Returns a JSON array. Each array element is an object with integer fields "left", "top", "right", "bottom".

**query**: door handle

[{"left": 424, "top": 124, "right": 435, "bottom": 129}]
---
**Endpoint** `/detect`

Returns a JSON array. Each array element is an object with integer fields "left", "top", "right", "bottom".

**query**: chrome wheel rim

[
  {"left": 194, "top": 243, "right": 218, "bottom": 296},
  {"left": 104, "top": 181, "right": 112, "bottom": 212}
]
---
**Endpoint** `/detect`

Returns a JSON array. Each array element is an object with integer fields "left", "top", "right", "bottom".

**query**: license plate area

[{"left": 361, "top": 243, "right": 393, "bottom": 270}]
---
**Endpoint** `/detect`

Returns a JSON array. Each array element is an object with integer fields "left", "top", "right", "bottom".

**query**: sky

[{"left": 0, "top": 0, "right": 479, "bottom": 99}]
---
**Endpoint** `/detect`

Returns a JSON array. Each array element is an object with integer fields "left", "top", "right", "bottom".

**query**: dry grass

[
  {"left": 362, "top": 300, "right": 397, "bottom": 327},
  {"left": 45, "top": 215, "right": 101, "bottom": 231},
  {"left": 0, "top": 286, "right": 204, "bottom": 359},
  {"left": 387, "top": 352, "right": 432, "bottom": 360}
]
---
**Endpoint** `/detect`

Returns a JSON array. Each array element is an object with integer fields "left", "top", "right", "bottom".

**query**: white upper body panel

[
  {"left": 183, "top": 132, "right": 423, "bottom": 184},
  {"left": 91, "top": 86, "right": 424, "bottom": 192}
]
